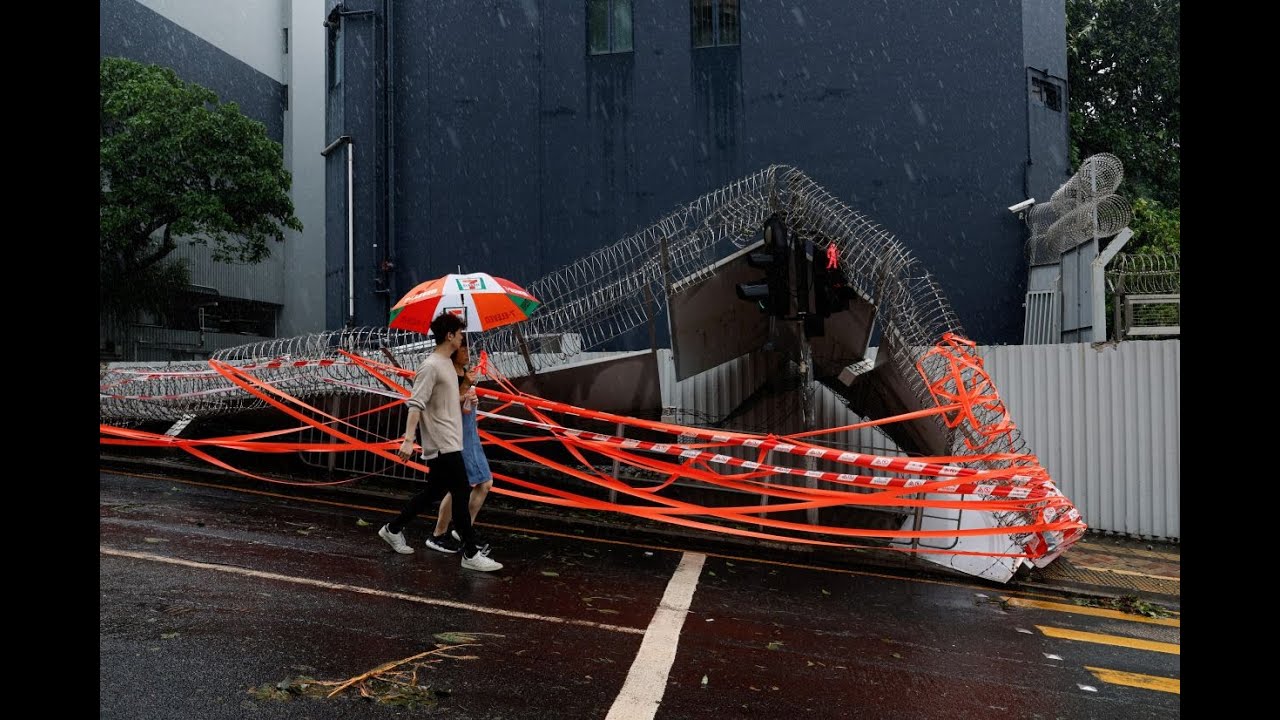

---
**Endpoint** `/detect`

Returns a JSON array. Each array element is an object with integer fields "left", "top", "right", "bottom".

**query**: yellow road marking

[
  {"left": 1085, "top": 666, "right": 1179, "bottom": 695},
  {"left": 1074, "top": 565, "right": 1180, "bottom": 583},
  {"left": 1036, "top": 626, "right": 1179, "bottom": 655},
  {"left": 1003, "top": 597, "right": 1179, "bottom": 627}
]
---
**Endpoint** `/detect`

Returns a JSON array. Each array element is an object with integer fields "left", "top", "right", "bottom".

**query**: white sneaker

[
  {"left": 450, "top": 529, "right": 462, "bottom": 542},
  {"left": 461, "top": 550, "right": 503, "bottom": 572},
  {"left": 379, "top": 524, "right": 414, "bottom": 554}
]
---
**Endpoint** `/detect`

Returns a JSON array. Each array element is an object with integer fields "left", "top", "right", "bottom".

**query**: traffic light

[
  {"left": 735, "top": 214, "right": 791, "bottom": 317},
  {"left": 795, "top": 236, "right": 826, "bottom": 338},
  {"left": 813, "top": 242, "right": 855, "bottom": 317}
]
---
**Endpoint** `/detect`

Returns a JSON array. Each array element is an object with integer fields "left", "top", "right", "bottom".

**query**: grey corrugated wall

[
  {"left": 977, "top": 340, "right": 1180, "bottom": 540},
  {"left": 656, "top": 341, "right": 1181, "bottom": 540}
]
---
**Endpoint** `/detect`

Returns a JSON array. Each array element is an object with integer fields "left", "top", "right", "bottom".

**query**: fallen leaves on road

[{"left": 1077, "top": 594, "right": 1173, "bottom": 619}]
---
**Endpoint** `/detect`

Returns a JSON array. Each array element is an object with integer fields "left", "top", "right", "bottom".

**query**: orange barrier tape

[
  {"left": 204, "top": 359, "right": 429, "bottom": 475},
  {"left": 479, "top": 409, "right": 1060, "bottom": 503},
  {"left": 100, "top": 333, "right": 1086, "bottom": 559},
  {"left": 475, "top": 424, "right": 1080, "bottom": 539}
]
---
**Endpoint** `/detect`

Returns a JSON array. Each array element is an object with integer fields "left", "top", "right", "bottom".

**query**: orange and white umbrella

[{"left": 388, "top": 272, "right": 541, "bottom": 335}]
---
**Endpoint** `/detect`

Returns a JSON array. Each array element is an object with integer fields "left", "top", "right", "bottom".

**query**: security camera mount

[{"left": 1007, "top": 198, "right": 1036, "bottom": 214}]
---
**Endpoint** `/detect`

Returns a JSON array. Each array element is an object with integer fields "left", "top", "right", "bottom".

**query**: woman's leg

[
  {"left": 434, "top": 493, "right": 453, "bottom": 537},
  {"left": 468, "top": 480, "right": 492, "bottom": 524}
]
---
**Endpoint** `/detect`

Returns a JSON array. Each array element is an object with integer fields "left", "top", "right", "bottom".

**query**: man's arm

[
  {"left": 397, "top": 407, "right": 423, "bottom": 459},
  {"left": 397, "top": 360, "right": 437, "bottom": 459}
]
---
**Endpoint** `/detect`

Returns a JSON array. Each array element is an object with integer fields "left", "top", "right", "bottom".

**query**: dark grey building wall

[
  {"left": 1024, "top": 0, "right": 1069, "bottom": 79},
  {"left": 324, "top": 0, "right": 390, "bottom": 329},
  {"left": 100, "top": 0, "right": 285, "bottom": 144},
  {"left": 738, "top": 1, "right": 1031, "bottom": 343},
  {"left": 1023, "top": 0, "right": 1072, "bottom": 205},
  {"left": 332, "top": 0, "right": 1069, "bottom": 344}
]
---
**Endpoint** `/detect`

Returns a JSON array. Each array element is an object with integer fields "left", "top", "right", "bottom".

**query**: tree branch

[{"left": 134, "top": 223, "right": 177, "bottom": 271}]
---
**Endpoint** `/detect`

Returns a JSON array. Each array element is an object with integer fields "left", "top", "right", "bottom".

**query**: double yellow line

[{"left": 1004, "top": 597, "right": 1180, "bottom": 694}]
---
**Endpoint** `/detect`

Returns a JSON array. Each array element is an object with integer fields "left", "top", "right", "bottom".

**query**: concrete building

[
  {"left": 100, "top": 0, "right": 326, "bottom": 360},
  {"left": 326, "top": 0, "right": 1069, "bottom": 344},
  {"left": 99, "top": 0, "right": 1069, "bottom": 356}
]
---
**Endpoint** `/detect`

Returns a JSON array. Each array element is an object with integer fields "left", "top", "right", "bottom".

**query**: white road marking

[
  {"left": 606, "top": 552, "right": 706, "bottom": 720},
  {"left": 101, "top": 545, "right": 644, "bottom": 635}
]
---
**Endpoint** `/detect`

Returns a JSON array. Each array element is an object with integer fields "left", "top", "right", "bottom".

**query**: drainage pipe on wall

[
  {"left": 322, "top": 134, "right": 355, "bottom": 325},
  {"left": 384, "top": 0, "right": 397, "bottom": 308}
]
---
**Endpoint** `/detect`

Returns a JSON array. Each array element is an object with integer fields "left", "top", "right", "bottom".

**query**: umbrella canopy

[{"left": 388, "top": 272, "right": 541, "bottom": 335}]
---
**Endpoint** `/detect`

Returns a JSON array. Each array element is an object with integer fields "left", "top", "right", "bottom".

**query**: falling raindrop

[
  {"left": 519, "top": 0, "right": 539, "bottom": 25},
  {"left": 911, "top": 101, "right": 927, "bottom": 126}
]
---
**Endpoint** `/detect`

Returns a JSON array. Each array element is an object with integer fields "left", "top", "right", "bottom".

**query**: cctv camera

[{"left": 1007, "top": 198, "right": 1036, "bottom": 214}]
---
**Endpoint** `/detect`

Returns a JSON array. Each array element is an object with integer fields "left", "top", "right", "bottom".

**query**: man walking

[{"left": 379, "top": 311, "right": 503, "bottom": 572}]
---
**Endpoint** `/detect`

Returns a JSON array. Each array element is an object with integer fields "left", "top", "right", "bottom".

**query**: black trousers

[{"left": 387, "top": 451, "right": 478, "bottom": 555}]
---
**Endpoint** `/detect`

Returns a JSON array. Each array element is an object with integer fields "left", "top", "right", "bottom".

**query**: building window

[
  {"left": 588, "top": 0, "right": 633, "bottom": 55},
  {"left": 1031, "top": 77, "right": 1061, "bottom": 112},
  {"left": 692, "top": 0, "right": 739, "bottom": 48}
]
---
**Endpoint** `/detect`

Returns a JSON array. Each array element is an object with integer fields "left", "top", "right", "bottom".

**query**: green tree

[
  {"left": 1128, "top": 197, "right": 1179, "bottom": 255},
  {"left": 1067, "top": 0, "right": 1179, "bottom": 252},
  {"left": 100, "top": 57, "right": 303, "bottom": 321}
]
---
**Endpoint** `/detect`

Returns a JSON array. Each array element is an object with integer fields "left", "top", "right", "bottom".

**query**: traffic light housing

[
  {"left": 813, "top": 242, "right": 855, "bottom": 317},
  {"left": 735, "top": 214, "right": 791, "bottom": 317}
]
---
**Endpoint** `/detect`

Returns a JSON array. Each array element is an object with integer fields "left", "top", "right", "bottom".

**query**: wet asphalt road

[{"left": 100, "top": 470, "right": 1179, "bottom": 719}]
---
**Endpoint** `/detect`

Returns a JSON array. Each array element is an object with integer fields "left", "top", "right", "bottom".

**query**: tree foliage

[
  {"left": 100, "top": 57, "right": 303, "bottom": 320},
  {"left": 1067, "top": 0, "right": 1179, "bottom": 253},
  {"left": 1128, "top": 197, "right": 1179, "bottom": 255}
]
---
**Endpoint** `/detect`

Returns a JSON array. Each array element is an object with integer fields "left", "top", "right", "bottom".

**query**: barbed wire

[
  {"left": 100, "top": 165, "right": 1025, "bottom": 464},
  {"left": 1027, "top": 153, "right": 1132, "bottom": 265},
  {"left": 1106, "top": 252, "right": 1181, "bottom": 295},
  {"left": 101, "top": 165, "right": 1059, "bottom": 549}
]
